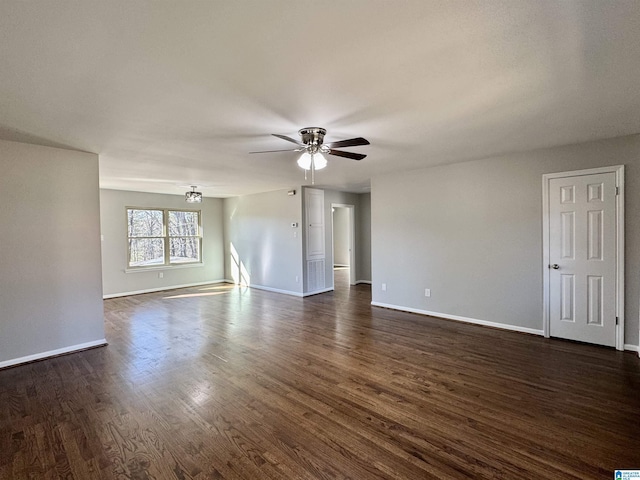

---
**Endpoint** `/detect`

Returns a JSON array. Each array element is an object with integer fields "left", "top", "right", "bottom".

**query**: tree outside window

[{"left": 127, "top": 208, "right": 201, "bottom": 268}]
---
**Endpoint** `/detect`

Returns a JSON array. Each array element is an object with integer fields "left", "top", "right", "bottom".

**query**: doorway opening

[{"left": 331, "top": 204, "right": 355, "bottom": 289}]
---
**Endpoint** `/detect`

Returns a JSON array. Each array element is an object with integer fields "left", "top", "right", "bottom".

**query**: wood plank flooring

[{"left": 1, "top": 272, "right": 639, "bottom": 479}]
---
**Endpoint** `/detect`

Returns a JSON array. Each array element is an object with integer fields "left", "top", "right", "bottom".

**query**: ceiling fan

[{"left": 250, "top": 127, "right": 370, "bottom": 184}]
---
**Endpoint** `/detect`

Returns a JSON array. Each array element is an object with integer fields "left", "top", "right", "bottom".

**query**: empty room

[{"left": 1, "top": 1, "right": 639, "bottom": 479}]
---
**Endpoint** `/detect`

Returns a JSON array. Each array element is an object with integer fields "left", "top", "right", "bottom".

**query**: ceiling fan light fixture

[
  {"left": 313, "top": 153, "right": 327, "bottom": 170},
  {"left": 297, "top": 152, "right": 312, "bottom": 170},
  {"left": 185, "top": 186, "right": 202, "bottom": 203},
  {"left": 297, "top": 152, "right": 327, "bottom": 171},
  {"left": 252, "top": 127, "right": 367, "bottom": 184}
]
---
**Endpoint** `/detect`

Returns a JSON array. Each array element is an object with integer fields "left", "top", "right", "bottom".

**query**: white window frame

[{"left": 126, "top": 207, "right": 203, "bottom": 270}]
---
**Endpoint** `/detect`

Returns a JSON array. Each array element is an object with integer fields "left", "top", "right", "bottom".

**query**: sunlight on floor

[
  {"left": 197, "top": 284, "right": 236, "bottom": 291},
  {"left": 163, "top": 291, "right": 230, "bottom": 299}
]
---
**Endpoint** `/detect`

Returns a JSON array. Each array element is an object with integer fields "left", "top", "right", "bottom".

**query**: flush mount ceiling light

[
  {"left": 250, "top": 127, "right": 369, "bottom": 184},
  {"left": 185, "top": 186, "right": 202, "bottom": 203}
]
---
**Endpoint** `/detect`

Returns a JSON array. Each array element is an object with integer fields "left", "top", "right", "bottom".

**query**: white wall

[
  {"left": 372, "top": 134, "right": 640, "bottom": 348},
  {"left": 100, "top": 189, "right": 224, "bottom": 297},
  {"left": 223, "top": 189, "right": 303, "bottom": 295},
  {"left": 0, "top": 140, "right": 105, "bottom": 366},
  {"left": 333, "top": 207, "right": 350, "bottom": 266}
]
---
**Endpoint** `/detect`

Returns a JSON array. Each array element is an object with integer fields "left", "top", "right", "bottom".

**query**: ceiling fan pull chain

[{"left": 311, "top": 153, "right": 315, "bottom": 185}]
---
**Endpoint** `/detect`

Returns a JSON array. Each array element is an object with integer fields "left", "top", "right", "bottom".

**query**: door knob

[{"left": 550, "top": 264, "right": 560, "bottom": 269}]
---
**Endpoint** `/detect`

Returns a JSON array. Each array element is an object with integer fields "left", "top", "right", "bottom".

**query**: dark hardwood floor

[{"left": 1, "top": 271, "right": 639, "bottom": 479}]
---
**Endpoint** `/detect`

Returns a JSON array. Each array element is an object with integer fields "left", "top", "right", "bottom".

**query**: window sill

[{"left": 125, "top": 263, "right": 204, "bottom": 274}]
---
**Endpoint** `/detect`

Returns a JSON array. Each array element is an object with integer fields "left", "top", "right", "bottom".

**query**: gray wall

[
  {"left": 100, "top": 189, "right": 224, "bottom": 297},
  {"left": 225, "top": 188, "right": 371, "bottom": 296},
  {"left": 371, "top": 134, "right": 640, "bottom": 347},
  {"left": 0, "top": 140, "right": 105, "bottom": 365},
  {"left": 316, "top": 189, "right": 373, "bottom": 290},
  {"left": 223, "top": 189, "right": 303, "bottom": 294},
  {"left": 333, "top": 207, "right": 350, "bottom": 266},
  {"left": 358, "top": 193, "right": 372, "bottom": 282}
]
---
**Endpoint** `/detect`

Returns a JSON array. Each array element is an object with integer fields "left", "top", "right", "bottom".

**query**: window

[{"left": 127, "top": 208, "right": 201, "bottom": 268}]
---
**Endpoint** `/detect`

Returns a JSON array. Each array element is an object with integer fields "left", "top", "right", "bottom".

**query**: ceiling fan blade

[
  {"left": 249, "top": 148, "right": 303, "bottom": 154},
  {"left": 272, "top": 134, "right": 305, "bottom": 146},
  {"left": 328, "top": 149, "right": 366, "bottom": 161},
  {"left": 324, "top": 137, "right": 370, "bottom": 149}
]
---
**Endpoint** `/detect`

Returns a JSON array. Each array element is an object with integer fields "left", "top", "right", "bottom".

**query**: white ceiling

[{"left": 1, "top": 1, "right": 640, "bottom": 197}]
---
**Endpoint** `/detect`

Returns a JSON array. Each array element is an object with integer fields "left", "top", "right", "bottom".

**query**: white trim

[
  {"left": 371, "top": 302, "right": 544, "bottom": 336},
  {"left": 225, "top": 282, "right": 333, "bottom": 298},
  {"left": 331, "top": 203, "right": 357, "bottom": 286},
  {"left": 247, "top": 283, "right": 305, "bottom": 297},
  {"left": 125, "top": 206, "right": 203, "bottom": 271},
  {"left": 103, "top": 280, "right": 227, "bottom": 299},
  {"left": 0, "top": 339, "right": 108, "bottom": 369},
  {"left": 356, "top": 280, "right": 372, "bottom": 285},
  {"left": 616, "top": 166, "right": 625, "bottom": 351},
  {"left": 623, "top": 344, "right": 639, "bottom": 353},
  {"left": 125, "top": 263, "right": 204, "bottom": 273},
  {"left": 542, "top": 165, "right": 625, "bottom": 350},
  {"left": 303, "top": 287, "right": 334, "bottom": 297}
]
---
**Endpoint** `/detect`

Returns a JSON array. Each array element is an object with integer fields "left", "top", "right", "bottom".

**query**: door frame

[
  {"left": 331, "top": 203, "right": 356, "bottom": 286},
  {"left": 542, "top": 165, "right": 625, "bottom": 350}
]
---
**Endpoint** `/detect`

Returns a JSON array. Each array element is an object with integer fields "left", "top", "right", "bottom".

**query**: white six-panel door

[{"left": 548, "top": 172, "right": 618, "bottom": 347}]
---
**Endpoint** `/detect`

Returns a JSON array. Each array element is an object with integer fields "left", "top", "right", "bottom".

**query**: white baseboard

[
  {"left": 303, "top": 287, "right": 334, "bottom": 297},
  {"left": 113, "top": 278, "right": 335, "bottom": 299},
  {"left": 356, "top": 280, "right": 372, "bottom": 285},
  {"left": 0, "top": 339, "right": 108, "bottom": 369},
  {"left": 225, "top": 281, "right": 333, "bottom": 298},
  {"left": 624, "top": 343, "right": 640, "bottom": 354},
  {"left": 103, "top": 280, "right": 228, "bottom": 299},
  {"left": 248, "top": 283, "right": 304, "bottom": 297},
  {"left": 371, "top": 301, "right": 544, "bottom": 336}
]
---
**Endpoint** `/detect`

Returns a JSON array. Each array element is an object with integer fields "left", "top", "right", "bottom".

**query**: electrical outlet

[
  {"left": 158, "top": 272, "right": 163, "bottom": 279},
  {"left": 424, "top": 288, "right": 431, "bottom": 297},
  {"left": 382, "top": 283, "right": 387, "bottom": 291},
  {"left": 295, "top": 276, "right": 299, "bottom": 283}
]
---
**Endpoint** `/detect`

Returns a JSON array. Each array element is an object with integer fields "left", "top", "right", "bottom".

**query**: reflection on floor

[
  {"left": 333, "top": 265, "right": 350, "bottom": 290},
  {"left": 1, "top": 280, "right": 639, "bottom": 479}
]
